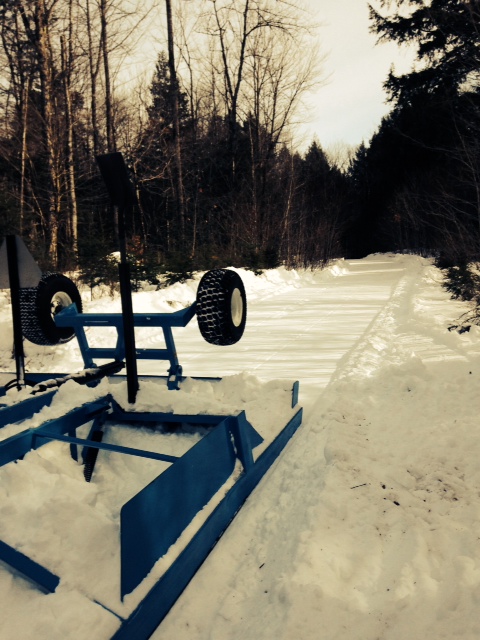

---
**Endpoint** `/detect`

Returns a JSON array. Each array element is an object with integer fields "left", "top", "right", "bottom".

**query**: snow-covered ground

[{"left": 1, "top": 254, "right": 480, "bottom": 639}]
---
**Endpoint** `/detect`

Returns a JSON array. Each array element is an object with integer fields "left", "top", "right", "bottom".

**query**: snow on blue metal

[
  {"left": 113, "top": 407, "right": 303, "bottom": 640},
  {"left": 0, "top": 399, "right": 111, "bottom": 467},
  {"left": 0, "top": 539, "right": 60, "bottom": 594},
  {"left": 0, "top": 389, "right": 57, "bottom": 428},
  {"left": 120, "top": 410, "right": 264, "bottom": 598},
  {"left": 0, "top": 379, "right": 302, "bottom": 637}
]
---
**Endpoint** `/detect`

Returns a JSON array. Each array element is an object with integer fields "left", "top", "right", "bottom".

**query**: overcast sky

[
  {"left": 127, "top": 1, "right": 415, "bottom": 154},
  {"left": 299, "top": 0, "right": 415, "bottom": 151}
]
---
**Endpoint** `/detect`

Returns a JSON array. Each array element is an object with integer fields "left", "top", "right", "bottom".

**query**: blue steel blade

[
  {"left": 112, "top": 407, "right": 303, "bottom": 639},
  {"left": 0, "top": 539, "right": 60, "bottom": 593},
  {"left": 120, "top": 418, "right": 237, "bottom": 598}
]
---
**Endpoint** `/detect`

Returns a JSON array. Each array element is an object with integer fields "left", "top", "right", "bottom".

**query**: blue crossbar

[{"left": 0, "top": 539, "right": 60, "bottom": 594}]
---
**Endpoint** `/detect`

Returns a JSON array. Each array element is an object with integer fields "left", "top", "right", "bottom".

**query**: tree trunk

[
  {"left": 19, "top": 76, "right": 31, "bottom": 235},
  {"left": 61, "top": 32, "right": 78, "bottom": 265},
  {"left": 19, "top": 0, "right": 62, "bottom": 266},
  {"left": 100, "top": 0, "right": 116, "bottom": 153},
  {"left": 86, "top": 0, "right": 101, "bottom": 156},
  {"left": 165, "top": 0, "right": 186, "bottom": 247}
]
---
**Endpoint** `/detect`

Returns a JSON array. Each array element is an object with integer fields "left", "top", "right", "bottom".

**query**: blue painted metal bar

[
  {"left": 0, "top": 390, "right": 57, "bottom": 428},
  {"left": 163, "top": 325, "right": 182, "bottom": 389},
  {"left": 0, "top": 429, "right": 34, "bottom": 467},
  {"left": 73, "top": 324, "right": 95, "bottom": 367},
  {"left": 34, "top": 431, "right": 179, "bottom": 465},
  {"left": 292, "top": 380, "right": 300, "bottom": 408},
  {"left": 112, "top": 407, "right": 303, "bottom": 639},
  {"left": 135, "top": 348, "right": 173, "bottom": 360},
  {"left": 0, "top": 539, "right": 60, "bottom": 594},
  {"left": 54, "top": 305, "right": 197, "bottom": 329},
  {"left": 227, "top": 411, "right": 263, "bottom": 471},
  {"left": 108, "top": 400, "right": 227, "bottom": 426},
  {"left": 79, "top": 347, "right": 174, "bottom": 361},
  {"left": 0, "top": 400, "right": 111, "bottom": 467},
  {"left": 110, "top": 411, "right": 224, "bottom": 425},
  {"left": 30, "top": 400, "right": 110, "bottom": 446}
]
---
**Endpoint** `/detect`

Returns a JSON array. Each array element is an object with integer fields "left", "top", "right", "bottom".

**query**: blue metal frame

[
  {"left": 0, "top": 383, "right": 302, "bottom": 638},
  {"left": 0, "top": 176, "right": 305, "bottom": 636},
  {"left": 0, "top": 286, "right": 304, "bottom": 637},
  {"left": 0, "top": 381, "right": 302, "bottom": 640},
  {"left": 54, "top": 303, "right": 197, "bottom": 389}
]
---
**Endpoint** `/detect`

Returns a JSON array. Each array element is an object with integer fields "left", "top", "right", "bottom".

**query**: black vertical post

[
  {"left": 117, "top": 203, "right": 139, "bottom": 405},
  {"left": 6, "top": 236, "right": 25, "bottom": 390},
  {"left": 96, "top": 152, "right": 139, "bottom": 404}
]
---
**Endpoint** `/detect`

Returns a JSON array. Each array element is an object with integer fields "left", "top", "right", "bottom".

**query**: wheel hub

[
  {"left": 231, "top": 288, "right": 243, "bottom": 327},
  {"left": 50, "top": 292, "right": 73, "bottom": 319}
]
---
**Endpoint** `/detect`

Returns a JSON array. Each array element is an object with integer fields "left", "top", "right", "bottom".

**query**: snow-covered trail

[
  {"left": 149, "top": 260, "right": 406, "bottom": 640},
  {"left": 152, "top": 255, "right": 480, "bottom": 640},
  {"left": 165, "top": 257, "right": 407, "bottom": 408}
]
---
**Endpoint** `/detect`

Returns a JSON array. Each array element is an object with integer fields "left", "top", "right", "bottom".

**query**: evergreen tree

[
  {"left": 147, "top": 52, "right": 190, "bottom": 136},
  {"left": 370, "top": 0, "right": 480, "bottom": 104},
  {"left": 348, "top": 0, "right": 480, "bottom": 263},
  {"left": 297, "top": 141, "right": 350, "bottom": 265},
  {"left": 135, "top": 52, "right": 191, "bottom": 260}
]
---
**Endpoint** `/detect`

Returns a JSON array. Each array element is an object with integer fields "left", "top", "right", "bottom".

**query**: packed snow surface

[{"left": 1, "top": 254, "right": 480, "bottom": 639}]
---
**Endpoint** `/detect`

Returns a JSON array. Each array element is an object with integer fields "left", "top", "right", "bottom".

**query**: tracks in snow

[{"left": 167, "top": 258, "right": 407, "bottom": 407}]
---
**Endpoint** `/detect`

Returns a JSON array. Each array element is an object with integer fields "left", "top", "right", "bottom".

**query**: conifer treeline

[
  {"left": 1, "top": 0, "right": 479, "bottom": 279},
  {"left": 349, "top": 0, "right": 480, "bottom": 265}
]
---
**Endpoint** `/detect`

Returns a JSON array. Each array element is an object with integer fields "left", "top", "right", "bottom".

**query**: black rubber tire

[
  {"left": 20, "top": 272, "right": 82, "bottom": 346},
  {"left": 196, "top": 269, "right": 247, "bottom": 345}
]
